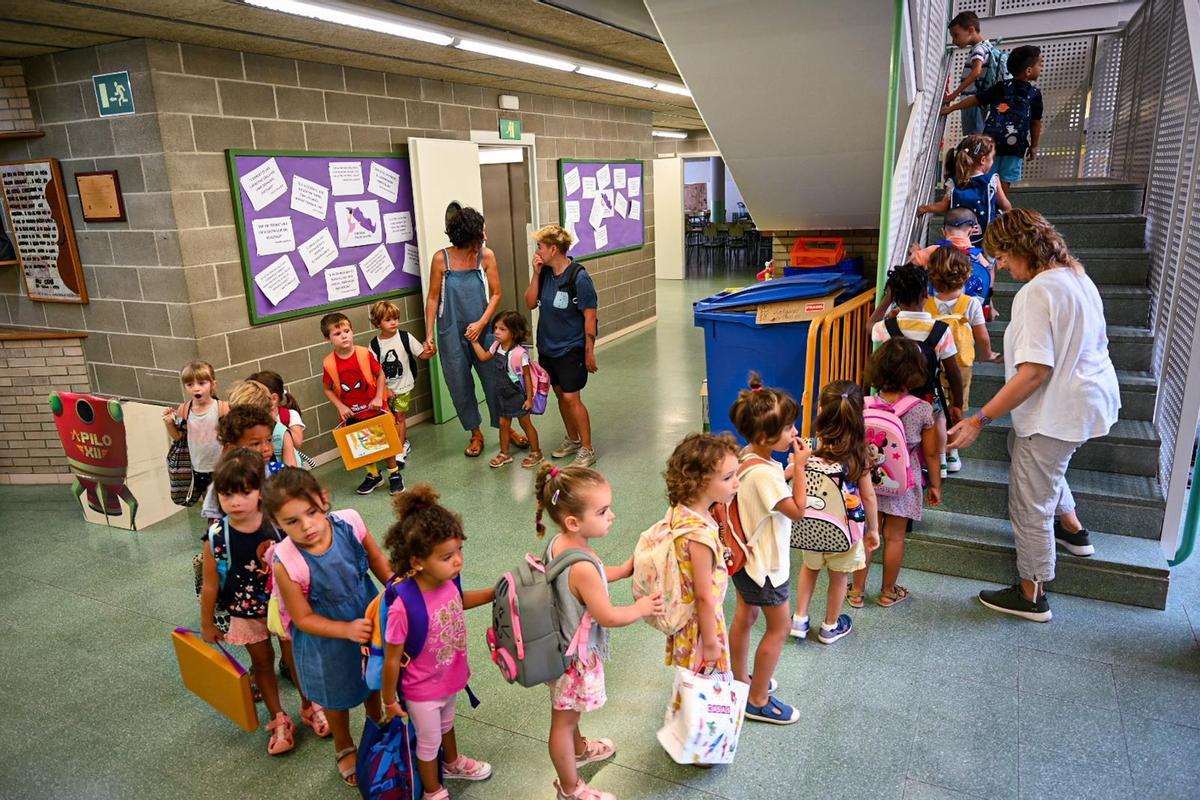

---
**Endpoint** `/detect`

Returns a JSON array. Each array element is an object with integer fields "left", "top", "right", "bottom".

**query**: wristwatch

[{"left": 974, "top": 412, "right": 992, "bottom": 426}]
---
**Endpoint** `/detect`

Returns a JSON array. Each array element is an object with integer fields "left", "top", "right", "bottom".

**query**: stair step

[
  {"left": 906, "top": 510, "right": 1168, "bottom": 609},
  {"left": 970, "top": 362, "right": 1156, "bottom": 421},
  {"left": 991, "top": 282, "right": 1150, "bottom": 328},
  {"left": 1069, "top": 248, "right": 1151, "bottom": 287},
  {"left": 986, "top": 322, "right": 1152, "bottom": 372},
  {"left": 937, "top": 458, "right": 1164, "bottom": 537},
  {"left": 929, "top": 213, "right": 1145, "bottom": 249},
  {"left": 970, "top": 415, "right": 1160, "bottom": 477},
  {"left": 1006, "top": 181, "right": 1145, "bottom": 216}
]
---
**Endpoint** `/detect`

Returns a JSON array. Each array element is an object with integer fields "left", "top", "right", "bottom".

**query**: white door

[
  {"left": 653, "top": 155, "right": 684, "bottom": 279},
  {"left": 409, "top": 137, "right": 483, "bottom": 424}
]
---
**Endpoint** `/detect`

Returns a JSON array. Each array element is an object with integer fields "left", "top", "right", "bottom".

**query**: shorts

[
  {"left": 549, "top": 653, "right": 606, "bottom": 712},
  {"left": 387, "top": 392, "right": 412, "bottom": 414},
  {"left": 800, "top": 540, "right": 867, "bottom": 573},
  {"left": 224, "top": 616, "right": 270, "bottom": 646},
  {"left": 731, "top": 570, "right": 789, "bottom": 607},
  {"left": 993, "top": 155, "right": 1024, "bottom": 183},
  {"left": 942, "top": 364, "right": 973, "bottom": 410},
  {"left": 540, "top": 348, "right": 588, "bottom": 393},
  {"left": 406, "top": 694, "right": 457, "bottom": 761}
]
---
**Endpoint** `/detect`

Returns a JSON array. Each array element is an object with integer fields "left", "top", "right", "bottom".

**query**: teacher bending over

[{"left": 948, "top": 208, "right": 1119, "bottom": 623}]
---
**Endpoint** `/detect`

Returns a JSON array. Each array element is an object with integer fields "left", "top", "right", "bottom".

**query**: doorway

[{"left": 479, "top": 146, "right": 533, "bottom": 328}]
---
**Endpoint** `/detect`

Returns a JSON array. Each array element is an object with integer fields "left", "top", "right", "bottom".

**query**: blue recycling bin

[{"left": 693, "top": 274, "right": 871, "bottom": 440}]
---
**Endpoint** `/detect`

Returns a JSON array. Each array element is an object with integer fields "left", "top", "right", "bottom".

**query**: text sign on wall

[
  {"left": 557, "top": 159, "right": 645, "bottom": 261},
  {"left": 92, "top": 72, "right": 135, "bottom": 117}
]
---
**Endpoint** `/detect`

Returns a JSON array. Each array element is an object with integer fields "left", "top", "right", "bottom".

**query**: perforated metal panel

[
  {"left": 1109, "top": 11, "right": 1144, "bottom": 177},
  {"left": 1129, "top": 0, "right": 1174, "bottom": 182},
  {"left": 995, "top": 0, "right": 1114, "bottom": 13},
  {"left": 951, "top": 0, "right": 990, "bottom": 17},
  {"left": 1083, "top": 34, "right": 1121, "bottom": 177}
]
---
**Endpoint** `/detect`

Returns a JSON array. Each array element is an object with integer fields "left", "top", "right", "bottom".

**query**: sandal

[
  {"left": 489, "top": 452, "right": 514, "bottom": 468},
  {"left": 846, "top": 588, "right": 865, "bottom": 609},
  {"left": 521, "top": 450, "right": 544, "bottom": 469},
  {"left": 574, "top": 737, "right": 616, "bottom": 767},
  {"left": 301, "top": 702, "right": 331, "bottom": 738},
  {"left": 464, "top": 431, "right": 484, "bottom": 458},
  {"left": 878, "top": 585, "right": 911, "bottom": 607},
  {"left": 335, "top": 746, "right": 357, "bottom": 786},
  {"left": 265, "top": 712, "right": 295, "bottom": 755},
  {"left": 511, "top": 432, "right": 530, "bottom": 450}
]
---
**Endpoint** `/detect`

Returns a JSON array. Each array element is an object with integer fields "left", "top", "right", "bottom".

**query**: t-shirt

[
  {"left": 180, "top": 402, "right": 222, "bottom": 473},
  {"left": 976, "top": 79, "right": 1043, "bottom": 156},
  {"left": 962, "top": 40, "right": 992, "bottom": 95},
  {"left": 372, "top": 332, "right": 422, "bottom": 396},
  {"left": 489, "top": 341, "right": 529, "bottom": 386},
  {"left": 280, "top": 407, "right": 306, "bottom": 430},
  {"left": 384, "top": 580, "right": 470, "bottom": 701},
  {"left": 536, "top": 261, "right": 598, "bottom": 357},
  {"left": 871, "top": 311, "right": 958, "bottom": 360},
  {"left": 735, "top": 455, "right": 792, "bottom": 589},
  {"left": 1004, "top": 268, "right": 1120, "bottom": 441},
  {"left": 209, "top": 516, "right": 284, "bottom": 618},
  {"left": 323, "top": 349, "right": 383, "bottom": 418},
  {"left": 931, "top": 294, "right": 985, "bottom": 328}
]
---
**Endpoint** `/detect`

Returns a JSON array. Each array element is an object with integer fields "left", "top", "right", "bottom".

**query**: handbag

[
  {"left": 357, "top": 715, "right": 431, "bottom": 800},
  {"left": 170, "top": 627, "right": 258, "bottom": 732},
  {"left": 657, "top": 667, "right": 749, "bottom": 765}
]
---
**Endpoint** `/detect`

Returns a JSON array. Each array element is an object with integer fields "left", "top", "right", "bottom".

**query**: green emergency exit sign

[
  {"left": 92, "top": 71, "right": 135, "bottom": 117},
  {"left": 499, "top": 118, "right": 522, "bottom": 140}
]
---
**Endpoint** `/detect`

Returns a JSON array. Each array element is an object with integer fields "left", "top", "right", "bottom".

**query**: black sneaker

[
  {"left": 388, "top": 471, "right": 405, "bottom": 494},
  {"left": 1055, "top": 521, "right": 1095, "bottom": 557},
  {"left": 356, "top": 473, "right": 384, "bottom": 495},
  {"left": 978, "top": 584, "right": 1052, "bottom": 623}
]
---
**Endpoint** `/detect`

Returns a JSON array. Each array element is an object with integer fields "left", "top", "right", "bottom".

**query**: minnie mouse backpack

[{"left": 864, "top": 395, "right": 921, "bottom": 497}]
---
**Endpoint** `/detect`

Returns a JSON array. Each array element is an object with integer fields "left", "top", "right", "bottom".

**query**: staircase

[{"left": 916, "top": 180, "right": 1170, "bottom": 609}]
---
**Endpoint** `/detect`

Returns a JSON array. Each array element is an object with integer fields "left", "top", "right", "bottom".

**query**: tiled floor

[{"left": 2, "top": 277, "right": 1199, "bottom": 799}]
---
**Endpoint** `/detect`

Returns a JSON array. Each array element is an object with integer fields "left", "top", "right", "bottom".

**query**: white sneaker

[
  {"left": 552, "top": 436, "right": 582, "bottom": 459},
  {"left": 573, "top": 447, "right": 596, "bottom": 467},
  {"left": 403, "top": 439, "right": 412, "bottom": 459},
  {"left": 945, "top": 449, "right": 962, "bottom": 473}
]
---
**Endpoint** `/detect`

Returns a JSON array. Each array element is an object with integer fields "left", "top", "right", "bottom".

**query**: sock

[
  {"left": 940, "top": 453, "right": 948, "bottom": 466},
  {"left": 949, "top": 448, "right": 959, "bottom": 459},
  {"left": 821, "top": 621, "right": 837, "bottom": 631},
  {"left": 366, "top": 464, "right": 380, "bottom": 478},
  {"left": 792, "top": 614, "right": 809, "bottom": 625}
]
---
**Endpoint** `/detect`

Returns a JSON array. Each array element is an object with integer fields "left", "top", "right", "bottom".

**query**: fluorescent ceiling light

[
  {"left": 479, "top": 147, "right": 525, "bottom": 164},
  {"left": 576, "top": 65, "right": 656, "bottom": 89},
  {"left": 652, "top": 129, "right": 687, "bottom": 139},
  {"left": 655, "top": 83, "right": 691, "bottom": 97},
  {"left": 242, "top": 0, "right": 454, "bottom": 46},
  {"left": 456, "top": 39, "right": 576, "bottom": 72}
]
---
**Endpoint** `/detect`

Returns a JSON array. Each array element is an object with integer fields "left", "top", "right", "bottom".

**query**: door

[
  {"left": 653, "top": 155, "right": 684, "bottom": 280},
  {"left": 479, "top": 155, "right": 533, "bottom": 329},
  {"left": 409, "top": 137, "right": 483, "bottom": 424}
]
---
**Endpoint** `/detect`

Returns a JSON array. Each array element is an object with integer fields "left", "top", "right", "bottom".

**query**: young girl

[
  {"left": 264, "top": 468, "right": 394, "bottom": 786},
  {"left": 790, "top": 382, "right": 880, "bottom": 643},
  {"left": 380, "top": 484, "right": 497, "bottom": 799},
  {"left": 851, "top": 340, "right": 942, "bottom": 608},
  {"left": 163, "top": 360, "right": 228, "bottom": 506},
  {"left": 228, "top": 380, "right": 298, "bottom": 468},
  {"left": 468, "top": 311, "right": 543, "bottom": 469},
  {"left": 535, "top": 464, "right": 663, "bottom": 800},
  {"left": 661, "top": 433, "right": 741, "bottom": 675},
  {"left": 917, "top": 134, "right": 1012, "bottom": 246},
  {"left": 248, "top": 370, "right": 305, "bottom": 449},
  {"left": 199, "top": 449, "right": 329, "bottom": 754},
  {"left": 727, "top": 374, "right": 810, "bottom": 725}
]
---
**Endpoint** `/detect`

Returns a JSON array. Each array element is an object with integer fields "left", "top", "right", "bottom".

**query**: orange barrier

[{"left": 800, "top": 290, "right": 877, "bottom": 437}]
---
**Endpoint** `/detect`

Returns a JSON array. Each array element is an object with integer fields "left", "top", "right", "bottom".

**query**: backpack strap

[
  {"left": 330, "top": 508, "right": 370, "bottom": 545},
  {"left": 353, "top": 346, "right": 377, "bottom": 397},
  {"left": 884, "top": 317, "right": 903, "bottom": 340},
  {"left": 208, "top": 517, "right": 231, "bottom": 592},
  {"left": 273, "top": 536, "right": 310, "bottom": 597},
  {"left": 891, "top": 395, "right": 922, "bottom": 417},
  {"left": 564, "top": 261, "right": 583, "bottom": 309},
  {"left": 924, "top": 320, "right": 949, "bottom": 350},
  {"left": 368, "top": 336, "right": 382, "bottom": 364},
  {"left": 399, "top": 333, "right": 418, "bottom": 378},
  {"left": 952, "top": 294, "right": 972, "bottom": 317},
  {"left": 322, "top": 352, "right": 339, "bottom": 394},
  {"left": 544, "top": 547, "right": 602, "bottom": 583}
]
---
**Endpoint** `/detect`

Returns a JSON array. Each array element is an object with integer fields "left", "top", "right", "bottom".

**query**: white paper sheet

[
  {"left": 359, "top": 243, "right": 396, "bottom": 290},
  {"left": 614, "top": 168, "right": 626, "bottom": 189},
  {"left": 383, "top": 211, "right": 414, "bottom": 244},
  {"left": 596, "top": 164, "right": 611, "bottom": 190},
  {"left": 328, "top": 162, "right": 365, "bottom": 196},
  {"left": 240, "top": 158, "right": 287, "bottom": 212},
  {"left": 403, "top": 243, "right": 420, "bottom": 276},
  {"left": 563, "top": 167, "right": 581, "bottom": 197},
  {"left": 630, "top": 199, "right": 641, "bottom": 220},
  {"left": 289, "top": 175, "right": 329, "bottom": 220},
  {"left": 324, "top": 264, "right": 360, "bottom": 301},
  {"left": 588, "top": 198, "right": 606, "bottom": 231},
  {"left": 297, "top": 228, "right": 338, "bottom": 276},
  {"left": 594, "top": 224, "right": 608, "bottom": 250},
  {"left": 367, "top": 162, "right": 400, "bottom": 203},
  {"left": 581, "top": 177, "right": 597, "bottom": 199},
  {"left": 628, "top": 176, "right": 641, "bottom": 197},
  {"left": 252, "top": 216, "right": 295, "bottom": 256},
  {"left": 564, "top": 200, "right": 580, "bottom": 224},
  {"left": 254, "top": 254, "right": 300, "bottom": 306},
  {"left": 565, "top": 222, "right": 579, "bottom": 251},
  {"left": 614, "top": 193, "right": 629, "bottom": 218},
  {"left": 334, "top": 199, "right": 382, "bottom": 248}
]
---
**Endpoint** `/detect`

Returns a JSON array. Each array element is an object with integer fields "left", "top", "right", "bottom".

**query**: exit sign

[
  {"left": 499, "top": 118, "right": 522, "bottom": 140},
  {"left": 92, "top": 71, "right": 135, "bottom": 117}
]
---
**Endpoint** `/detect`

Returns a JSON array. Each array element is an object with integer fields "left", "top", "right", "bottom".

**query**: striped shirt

[{"left": 871, "top": 310, "right": 958, "bottom": 359}]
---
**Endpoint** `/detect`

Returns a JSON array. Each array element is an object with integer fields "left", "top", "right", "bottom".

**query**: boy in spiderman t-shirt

[{"left": 320, "top": 312, "right": 403, "bottom": 495}]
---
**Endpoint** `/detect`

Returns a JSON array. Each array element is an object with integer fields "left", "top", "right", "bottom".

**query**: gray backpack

[{"left": 485, "top": 547, "right": 602, "bottom": 687}]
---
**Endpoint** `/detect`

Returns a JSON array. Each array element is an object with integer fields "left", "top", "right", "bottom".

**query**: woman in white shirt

[{"left": 948, "top": 209, "right": 1120, "bottom": 623}]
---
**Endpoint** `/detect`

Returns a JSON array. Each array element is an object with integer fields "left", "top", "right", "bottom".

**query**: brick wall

[
  {"left": 0, "top": 334, "right": 89, "bottom": 483},
  {"left": 0, "top": 62, "right": 35, "bottom": 132},
  {"left": 771, "top": 229, "right": 880, "bottom": 273}
]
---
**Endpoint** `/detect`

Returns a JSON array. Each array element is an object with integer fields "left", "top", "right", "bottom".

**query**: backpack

[
  {"left": 357, "top": 714, "right": 425, "bottom": 800},
  {"left": 630, "top": 507, "right": 718, "bottom": 635},
  {"left": 925, "top": 295, "right": 976, "bottom": 368},
  {"left": 507, "top": 346, "right": 551, "bottom": 415},
  {"left": 937, "top": 240, "right": 992, "bottom": 301},
  {"left": 977, "top": 40, "right": 1010, "bottom": 95},
  {"left": 789, "top": 456, "right": 862, "bottom": 553},
  {"left": 721, "top": 455, "right": 776, "bottom": 574},
  {"left": 864, "top": 395, "right": 922, "bottom": 497},
  {"left": 370, "top": 333, "right": 419, "bottom": 386},
  {"left": 984, "top": 80, "right": 1036, "bottom": 156},
  {"left": 537, "top": 261, "right": 585, "bottom": 315},
  {"left": 168, "top": 402, "right": 196, "bottom": 506},
  {"left": 884, "top": 317, "right": 949, "bottom": 408},
  {"left": 948, "top": 174, "right": 998, "bottom": 234},
  {"left": 208, "top": 518, "right": 232, "bottom": 592},
  {"left": 323, "top": 346, "right": 384, "bottom": 406},
  {"left": 485, "top": 547, "right": 603, "bottom": 687}
]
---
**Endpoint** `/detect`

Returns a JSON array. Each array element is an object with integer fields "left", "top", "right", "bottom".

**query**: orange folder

[{"left": 171, "top": 627, "right": 259, "bottom": 732}]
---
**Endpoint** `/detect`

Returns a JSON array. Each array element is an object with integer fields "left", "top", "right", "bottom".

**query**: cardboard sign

[{"left": 754, "top": 291, "right": 840, "bottom": 325}]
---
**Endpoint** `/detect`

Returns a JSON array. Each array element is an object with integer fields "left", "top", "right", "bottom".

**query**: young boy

[
  {"left": 871, "top": 264, "right": 965, "bottom": 479},
  {"left": 944, "top": 45, "right": 1044, "bottom": 192},
  {"left": 367, "top": 300, "right": 432, "bottom": 466},
  {"left": 909, "top": 207, "right": 997, "bottom": 320},
  {"left": 200, "top": 405, "right": 286, "bottom": 522},
  {"left": 320, "top": 311, "right": 403, "bottom": 495},
  {"left": 945, "top": 11, "right": 1003, "bottom": 135}
]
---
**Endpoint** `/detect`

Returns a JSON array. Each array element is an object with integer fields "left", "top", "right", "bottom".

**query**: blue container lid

[{"left": 693, "top": 273, "right": 858, "bottom": 314}]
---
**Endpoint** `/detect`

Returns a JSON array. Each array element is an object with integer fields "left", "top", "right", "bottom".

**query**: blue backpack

[
  {"left": 977, "top": 40, "right": 1010, "bottom": 95},
  {"left": 984, "top": 80, "right": 1037, "bottom": 156},
  {"left": 358, "top": 714, "right": 425, "bottom": 800},
  {"left": 948, "top": 175, "right": 998, "bottom": 243},
  {"left": 935, "top": 239, "right": 991, "bottom": 301},
  {"left": 208, "top": 519, "right": 232, "bottom": 591}
]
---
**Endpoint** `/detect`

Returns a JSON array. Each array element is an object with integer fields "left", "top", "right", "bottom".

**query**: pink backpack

[
  {"left": 507, "top": 346, "right": 551, "bottom": 415},
  {"left": 266, "top": 509, "right": 369, "bottom": 640},
  {"left": 863, "top": 395, "right": 921, "bottom": 497}
]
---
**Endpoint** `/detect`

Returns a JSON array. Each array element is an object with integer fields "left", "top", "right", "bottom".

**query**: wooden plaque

[
  {"left": 0, "top": 158, "right": 88, "bottom": 303},
  {"left": 76, "top": 170, "right": 126, "bottom": 222}
]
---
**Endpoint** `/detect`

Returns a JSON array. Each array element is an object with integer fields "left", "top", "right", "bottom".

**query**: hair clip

[
  {"left": 840, "top": 392, "right": 849, "bottom": 399},
  {"left": 551, "top": 489, "right": 561, "bottom": 506},
  {"left": 413, "top": 501, "right": 428, "bottom": 511},
  {"left": 550, "top": 467, "right": 560, "bottom": 478},
  {"left": 751, "top": 386, "right": 763, "bottom": 392}
]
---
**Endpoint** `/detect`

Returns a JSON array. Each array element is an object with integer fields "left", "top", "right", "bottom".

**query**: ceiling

[{"left": 0, "top": 0, "right": 705, "bottom": 129}]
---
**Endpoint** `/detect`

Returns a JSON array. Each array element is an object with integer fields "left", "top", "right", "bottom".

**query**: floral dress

[{"left": 664, "top": 505, "right": 731, "bottom": 673}]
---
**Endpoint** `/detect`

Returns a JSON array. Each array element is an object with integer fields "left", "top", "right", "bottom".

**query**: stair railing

[{"left": 800, "top": 290, "right": 877, "bottom": 438}]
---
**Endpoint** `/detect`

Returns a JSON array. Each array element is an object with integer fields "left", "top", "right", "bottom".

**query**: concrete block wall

[
  {"left": 0, "top": 335, "right": 89, "bottom": 483},
  {"left": 0, "top": 62, "right": 35, "bottom": 132}
]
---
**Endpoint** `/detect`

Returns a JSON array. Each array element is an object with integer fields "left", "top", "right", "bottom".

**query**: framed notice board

[
  {"left": 0, "top": 158, "right": 88, "bottom": 303},
  {"left": 557, "top": 158, "right": 644, "bottom": 261},
  {"left": 226, "top": 148, "right": 421, "bottom": 325}
]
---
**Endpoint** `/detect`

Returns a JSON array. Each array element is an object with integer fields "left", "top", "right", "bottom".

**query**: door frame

[{"left": 657, "top": 150, "right": 722, "bottom": 280}]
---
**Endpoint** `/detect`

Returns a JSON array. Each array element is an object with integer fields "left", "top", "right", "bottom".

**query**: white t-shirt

[
  {"left": 178, "top": 402, "right": 222, "bottom": 472},
  {"left": 931, "top": 294, "right": 985, "bottom": 328},
  {"left": 736, "top": 456, "right": 792, "bottom": 589},
  {"left": 1004, "top": 268, "right": 1121, "bottom": 441},
  {"left": 963, "top": 40, "right": 992, "bottom": 95},
  {"left": 372, "top": 332, "right": 422, "bottom": 395}
]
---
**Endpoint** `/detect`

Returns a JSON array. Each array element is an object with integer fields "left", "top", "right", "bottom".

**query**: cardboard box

[{"left": 754, "top": 291, "right": 840, "bottom": 325}]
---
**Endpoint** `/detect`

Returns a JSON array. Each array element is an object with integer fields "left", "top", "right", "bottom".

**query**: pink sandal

[
  {"left": 265, "top": 711, "right": 295, "bottom": 755},
  {"left": 301, "top": 703, "right": 331, "bottom": 737}
]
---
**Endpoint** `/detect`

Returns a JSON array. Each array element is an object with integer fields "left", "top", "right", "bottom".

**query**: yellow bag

[
  {"left": 927, "top": 295, "right": 975, "bottom": 367},
  {"left": 266, "top": 597, "right": 288, "bottom": 640},
  {"left": 171, "top": 627, "right": 259, "bottom": 732}
]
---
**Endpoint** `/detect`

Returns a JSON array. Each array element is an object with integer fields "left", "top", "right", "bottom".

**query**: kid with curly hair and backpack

[{"left": 468, "top": 310, "right": 544, "bottom": 469}]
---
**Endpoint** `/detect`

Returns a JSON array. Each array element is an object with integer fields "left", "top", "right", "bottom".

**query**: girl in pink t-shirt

[{"left": 380, "top": 484, "right": 497, "bottom": 800}]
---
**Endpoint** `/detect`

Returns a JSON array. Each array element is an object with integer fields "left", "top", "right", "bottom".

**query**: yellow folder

[{"left": 171, "top": 627, "right": 259, "bottom": 732}]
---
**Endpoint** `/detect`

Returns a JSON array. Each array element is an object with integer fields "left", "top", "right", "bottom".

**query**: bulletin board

[
  {"left": 557, "top": 159, "right": 644, "bottom": 261},
  {"left": 0, "top": 158, "right": 88, "bottom": 303},
  {"left": 226, "top": 148, "right": 421, "bottom": 325}
]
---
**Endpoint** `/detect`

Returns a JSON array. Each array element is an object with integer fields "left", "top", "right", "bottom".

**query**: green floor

[{"left": 3, "top": 278, "right": 1199, "bottom": 800}]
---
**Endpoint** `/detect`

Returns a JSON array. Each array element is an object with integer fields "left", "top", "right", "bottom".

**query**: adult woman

[
  {"left": 524, "top": 225, "right": 599, "bottom": 467},
  {"left": 424, "top": 206, "right": 526, "bottom": 457},
  {"left": 948, "top": 209, "right": 1119, "bottom": 622}
]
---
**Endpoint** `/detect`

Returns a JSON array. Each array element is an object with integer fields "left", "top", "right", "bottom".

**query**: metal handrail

[{"left": 800, "top": 290, "right": 878, "bottom": 437}]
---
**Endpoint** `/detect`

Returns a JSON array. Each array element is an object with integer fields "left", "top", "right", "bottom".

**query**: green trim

[
  {"left": 556, "top": 157, "right": 646, "bottom": 263},
  {"left": 875, "top": 0, "right": 906, "bottom": 307},
  {"left": 1170, "top": 457, "right": 1200, "bottom": 566},
  {"left": 225, "top": 147, "right": 419, "bottom": 327}
]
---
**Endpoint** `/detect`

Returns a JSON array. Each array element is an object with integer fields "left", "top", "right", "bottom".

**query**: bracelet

[
  {"left": 973, "top": 412, "right": 992, "bottom": 427},
  {"left": 384, "top": 698, "right": 401, "bottom": 708}
]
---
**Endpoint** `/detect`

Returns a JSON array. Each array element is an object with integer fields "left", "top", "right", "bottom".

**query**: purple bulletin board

[
  {"left": 557, "top": 159, "right": 645, "bottom": 261},
  {"left": 226, "top": 149, "right": 421, "bottom": 325}
]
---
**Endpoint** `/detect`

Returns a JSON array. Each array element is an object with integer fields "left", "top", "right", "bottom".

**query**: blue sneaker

[
  {"left": 817, "top": 614, "right": 853, "bottom": 645},
  {"left": 744, "top": 696, "right": 799, "bottom": 725},
  {"left": 789, "top": 615, "right": 810, "bottom": 640}
]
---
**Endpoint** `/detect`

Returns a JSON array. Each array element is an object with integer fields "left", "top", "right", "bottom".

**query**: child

[
  {"left": 228, "top": 379, "right": 298, "bottom": 468},
  {"left": 467, "top": 311, "right": 543, "bottom": 469},
  {"left": 944, "top": 45, "right": 1044, "bottom": 192},
  {"left": 200, "top": 405, "right": 288, "bottom": 525},
  {"left": 850, "top": 341, "right": 941, "bottom": 608},
  {"left": 163, "top": 360, "right": 228, "bottom": 506},
  {"left": 380, "top": 484, "right": 497, "bottom": 799},
  {"left": 944, "top": 11, "right": 1004, "bottom": 135},
  {"left": 265, "top": 467, "right": 394, "bottom": 786},
  {"left": 791, "top": 382, "right": 879, "bottom": 643},
  {"left": 320, "top": 312, "right": 403, "bottom": 495},
  {"left": 368, "top": 300, "right": 433, "bottom": 463},
  {"left": 248, "top": 370, "right": 305, "bottom": 449},
  {"left": 727, "top": 375, "right": 810, "bottom": 725},
  {"left": 917, "top": 135, "right": 1012, "bottom": 247},
  {"left": 661, "top": 432, "right": 742, "bottom": 676},
  {"left": 909, "top": 207, "right": 997, "bottom": 319},
  {"left": 199, "top": 449, "right": 329, "bottom": 754},
  {"left": 870, "top": 264, "right": 965, "bottom": 479},
  {"left": 534, "top": 464, "right": 663, "bottom": 800}
]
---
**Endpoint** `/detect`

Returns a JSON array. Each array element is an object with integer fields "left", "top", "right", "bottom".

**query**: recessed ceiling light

[
  {"left": 655, "top": 83, "right": 691, "bottom": 97},
  {"left": 456, "top": 39, "right": 576, "bottom": 72},
  {"left": 576, "top": 65, "right": 656, "bottom": 89},
  {"left": 652, "top": 129, "right": 688, "bottom": 139},
  {"left": 242, "top": 0, "right": 454, "bottom": 46}
]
